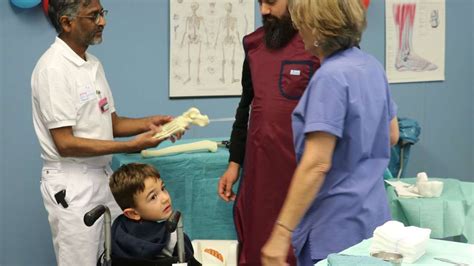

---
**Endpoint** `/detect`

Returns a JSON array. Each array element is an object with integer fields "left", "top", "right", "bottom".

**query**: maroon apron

[{"left": 234, "top": 28, "right": 319, "bottom": 266}]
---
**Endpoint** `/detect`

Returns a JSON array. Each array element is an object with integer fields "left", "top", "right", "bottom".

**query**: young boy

[{"left": 109, "top": 163, "right": 200, "bottom": 264}]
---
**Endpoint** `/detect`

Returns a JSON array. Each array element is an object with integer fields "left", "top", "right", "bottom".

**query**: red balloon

[
  {"left": 362, "top": 0, "right": 371, "bottom": 9},
  {"left": 42, "top": 0, "right": 48, "bottom": 14}
]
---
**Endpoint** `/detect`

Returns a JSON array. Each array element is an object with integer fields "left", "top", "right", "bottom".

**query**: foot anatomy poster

[
  {"left": 169, "top": 0, "right": 254, "bottom": 97},
  {"left": 386, "top": 0, "right": 445, "bottom": 83}
]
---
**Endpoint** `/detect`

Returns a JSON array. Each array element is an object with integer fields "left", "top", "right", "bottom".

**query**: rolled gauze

[
  {"left": 417, "top": 181, "right": 444, "bottom": 197},
  {"left": 416, "top": 172, "right": 429, "bottom": 183}
]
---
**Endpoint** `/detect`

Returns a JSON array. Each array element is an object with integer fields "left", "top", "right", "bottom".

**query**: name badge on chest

[
  {"left": 290, "top": 69, "right": 301, "bottom": 76},
  {"left": 98, "top": 97, "right": 109, "bottom": 113}
]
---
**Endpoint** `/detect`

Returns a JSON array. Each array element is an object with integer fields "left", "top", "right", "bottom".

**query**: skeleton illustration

[
  {"left": 180, "top": 2, "right": 209, "bottom": 85},
  {"left": 169, "top": 0, "right": 255, "bottom": 97},
  {"left": 214, "top": 2, "right": 240, "bottom": 84},
  {"left": 393, "top": 0, "right": 437, "bottom": 72},
  {"left": 153, "top": 107, "right": 210, "bottom": 140}
]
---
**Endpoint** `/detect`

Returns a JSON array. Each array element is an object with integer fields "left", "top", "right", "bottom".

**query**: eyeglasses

[{"left": 76, "top": 9, "right": 108, "bottom": 24}]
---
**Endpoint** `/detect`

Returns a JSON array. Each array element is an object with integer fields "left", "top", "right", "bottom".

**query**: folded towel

[
  {"left": 373, "top": 223, "right": 430, "bottom": 250},
  {"left": 327, "top": 254, "right": 391, "bottom": 266},
  {"left": 370, "top": 221, "right": 431, "bottom": 263}
]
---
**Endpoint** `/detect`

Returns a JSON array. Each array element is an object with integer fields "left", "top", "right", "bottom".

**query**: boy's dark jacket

[{"left": 111, "top": 214, "right": 200, "bottom": 265}]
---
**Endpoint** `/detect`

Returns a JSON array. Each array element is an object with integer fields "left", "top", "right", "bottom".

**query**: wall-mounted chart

[
  {"left": 169, "top": 0, "right": 255, "bottom": 97},
  {"left": 386, "top": 0, "right": 445, "bottom": 83}
]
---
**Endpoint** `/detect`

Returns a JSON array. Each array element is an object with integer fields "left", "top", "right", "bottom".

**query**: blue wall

[{"left": 0, "top": 0, "right": 472, "bottom": 265}]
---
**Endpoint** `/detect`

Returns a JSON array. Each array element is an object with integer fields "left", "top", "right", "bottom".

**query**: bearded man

[{"left": 217, "top": 0, "right": 320, "bottom": 265}]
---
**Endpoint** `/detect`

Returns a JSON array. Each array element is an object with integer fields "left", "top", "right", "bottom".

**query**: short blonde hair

[{"left": 289, "top": 0, "right": 367, "bottom": 56}]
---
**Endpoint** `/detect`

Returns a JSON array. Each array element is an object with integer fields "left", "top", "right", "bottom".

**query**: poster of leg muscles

[{"left": 386, "top": 0, "right": 445, "bottom": 83}]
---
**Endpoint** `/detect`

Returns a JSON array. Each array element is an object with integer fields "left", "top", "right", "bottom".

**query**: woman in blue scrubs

[{"left": 261, "top": 0, "right": 400, "bottom": 265}]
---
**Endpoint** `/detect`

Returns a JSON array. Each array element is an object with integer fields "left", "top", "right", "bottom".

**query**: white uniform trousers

[{"left": 40, "top": 162, "right": 122, "bottom": 266}]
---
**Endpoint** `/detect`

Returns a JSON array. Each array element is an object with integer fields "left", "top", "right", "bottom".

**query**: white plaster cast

[
  {"left": 415, "top": 172, "right": 444, "bottom": 197},
  {"left": 141, "top": 140, "right": 218, "bottom": 157},
  {"left": 417, "top": 181, "right": 443, "bottom": 197},
  {"left": 416, "top": 172, "right": 429, "bottom": 184}
]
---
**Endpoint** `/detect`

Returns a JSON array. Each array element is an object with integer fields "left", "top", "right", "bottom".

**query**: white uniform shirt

[{"left": 32, "top": 37, "right": 115, "bottom": 167}]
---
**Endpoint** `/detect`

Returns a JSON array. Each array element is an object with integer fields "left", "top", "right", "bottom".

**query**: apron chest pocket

[{"left": 279, "top": 60, "right": 315, "bottom": 100}]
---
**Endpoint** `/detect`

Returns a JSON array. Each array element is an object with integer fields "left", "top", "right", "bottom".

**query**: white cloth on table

[
  {"left": 369, "top": 221, "right": 431, "bottom": 263},
  {"left": 385, "top": 172, "right": 444, "bottom": 198}
]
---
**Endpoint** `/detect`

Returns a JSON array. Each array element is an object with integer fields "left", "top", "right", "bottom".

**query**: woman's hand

[{"left": 261, "top": 225, "right": 292, "bottom": 266}]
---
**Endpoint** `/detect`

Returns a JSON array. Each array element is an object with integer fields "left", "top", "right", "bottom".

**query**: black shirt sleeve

[{"left": 229, "top": 57, "right": 254, "bottom": 165}]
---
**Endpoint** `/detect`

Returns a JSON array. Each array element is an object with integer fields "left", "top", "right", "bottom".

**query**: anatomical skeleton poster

[{"left": 169, "top": 0, "right": 255, "bottom": 97}]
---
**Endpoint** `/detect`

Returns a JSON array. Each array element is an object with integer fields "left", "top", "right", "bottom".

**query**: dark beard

[{"left": 262, "top": 13, "right": 298, "bottom": 50}]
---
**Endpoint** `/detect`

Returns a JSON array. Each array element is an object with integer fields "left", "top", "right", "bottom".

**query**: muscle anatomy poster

[
  {"left": 386, "top": 0, "right": 445, "bottom": 83},
  {"left": 169, "top": 0, "right": 255, "bottom": 97}
]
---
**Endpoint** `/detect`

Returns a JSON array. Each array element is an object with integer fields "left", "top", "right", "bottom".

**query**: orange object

[{"left": 204, "top": 248, "right": 224, "bottom": 262}]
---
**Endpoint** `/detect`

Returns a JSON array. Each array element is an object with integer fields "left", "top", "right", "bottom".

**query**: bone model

[
  {"left": 141, "top": 140, "right": 218, "bottom": 157},
  {"left": 153, "top": 107, "right": 210, "bottom": 140}
]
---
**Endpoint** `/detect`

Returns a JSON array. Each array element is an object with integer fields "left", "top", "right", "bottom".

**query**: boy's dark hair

[{"left": 109, "top": 163, "right": 161, "bottom": 210}]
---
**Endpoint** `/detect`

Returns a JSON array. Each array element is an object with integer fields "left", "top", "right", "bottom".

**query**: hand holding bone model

[{"left": 153, "top": 107, "right": 210, "bottom": 140}]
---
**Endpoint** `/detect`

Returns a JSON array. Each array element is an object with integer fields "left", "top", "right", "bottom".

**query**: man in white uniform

[{"left": 31, "top": 0, "right": 176, "bottom": 265}]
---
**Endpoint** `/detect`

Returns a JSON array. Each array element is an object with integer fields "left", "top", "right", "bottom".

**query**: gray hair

[{"left": 48, "top": 0, "right": 92, "bottom": 33}]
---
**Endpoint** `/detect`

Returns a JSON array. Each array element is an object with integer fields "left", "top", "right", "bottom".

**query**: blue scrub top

[{"left": 291, "top": 47, "right": 397, "bottom": 260}]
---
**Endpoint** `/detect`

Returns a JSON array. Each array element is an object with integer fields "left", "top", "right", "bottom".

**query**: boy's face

[{"left": 131, "top": 177, "right": 173, "bottom": 221}]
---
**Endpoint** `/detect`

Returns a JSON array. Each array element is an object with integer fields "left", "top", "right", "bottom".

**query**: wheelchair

[{"left": 84, "top": 205, "right": 200, "bottom": 266}]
